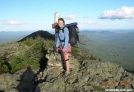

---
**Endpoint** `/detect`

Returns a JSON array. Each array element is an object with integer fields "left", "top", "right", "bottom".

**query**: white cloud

[
  {"left": 99, "top": 6, "right": 134, "bottom": 20},
  {"left": 2, "top": 20, "right": 22, "bottom": 25},
  {"left": 0, "top": 22, "right": 52, "bottom": 31},
  {"left": 64, "top": 15, "right": 76, "bottom": 20},
  {"left": 132, "top": 23, "right": 134, "bottom": 26},
  {"left": 79, "top": 21, "right": 97, "bottom": 24}
]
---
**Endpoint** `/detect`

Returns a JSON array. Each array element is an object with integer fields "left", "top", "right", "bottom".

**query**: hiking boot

[
  {"left": 65, "top": 71, "right": 71, "bottom": 76},
  {"left": 39, "top": 72, "right": 43, "bottom": 78}
]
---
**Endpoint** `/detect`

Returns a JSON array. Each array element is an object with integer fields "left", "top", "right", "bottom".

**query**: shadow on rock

[
  {"left": 34, "top": 46, "right": 48, "bottom": 81},
  {"left": 125, "top": 69, "right": 134, "bottom": 74},
  {"left": 17, "top": 66, "right": 40, "bottom": 92}
]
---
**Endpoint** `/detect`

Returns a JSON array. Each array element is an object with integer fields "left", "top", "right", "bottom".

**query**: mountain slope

[
  {"left": 0, "top": 31, "right": 133, "bottom": 92},
  {"left": 79, "top": 31, "right": 134, "bottom": 72}
]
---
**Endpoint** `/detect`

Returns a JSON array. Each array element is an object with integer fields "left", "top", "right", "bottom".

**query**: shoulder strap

[
  {"left": 57, "top": 26, "right": 65, "bottom": 33},
  {"left": 61, "top": 26, "right": 65, "bottom": 33},
  {"left": 58, "top": 27, "right": 65, "bottom": 42}
]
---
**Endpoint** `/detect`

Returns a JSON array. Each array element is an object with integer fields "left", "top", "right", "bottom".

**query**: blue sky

[{"left": 0, "top": 0, "right": 134, "bottom": 31}]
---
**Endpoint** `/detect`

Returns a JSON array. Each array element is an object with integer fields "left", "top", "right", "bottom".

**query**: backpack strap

[
  {"left": 61, "top": 27, "right": 65, "bottom": 33},
  {"left": 58, "top": 27, "right": 65, "bottom": 42}
]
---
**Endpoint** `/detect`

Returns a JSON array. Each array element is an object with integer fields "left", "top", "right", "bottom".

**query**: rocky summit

[
  {"left": 0, "top": 47, "right": 134, "bottom": 92},
  {"left": 0, "top": 31, "right": 134, "bottom": 92}
]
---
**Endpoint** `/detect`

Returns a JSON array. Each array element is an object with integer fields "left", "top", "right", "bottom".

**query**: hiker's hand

[
  {"left": 56, "top": 48, "right": 59, "bottom": 52},
  {"left": 62, "top": 49, "right": 65, "bottom": 53}
]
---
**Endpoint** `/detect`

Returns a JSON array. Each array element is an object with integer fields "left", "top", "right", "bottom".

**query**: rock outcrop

[{"left": 0, "top": 47, "right": 133, "bottom": 92}]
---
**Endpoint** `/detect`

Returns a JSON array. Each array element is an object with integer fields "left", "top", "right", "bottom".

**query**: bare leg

[{"left": 64, "top": 54, "right": 70, "bottom": 72}]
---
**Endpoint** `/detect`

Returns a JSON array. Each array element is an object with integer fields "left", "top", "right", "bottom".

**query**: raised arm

[{"left": 56, "top": 33, "right": 60, "bottom": 48}]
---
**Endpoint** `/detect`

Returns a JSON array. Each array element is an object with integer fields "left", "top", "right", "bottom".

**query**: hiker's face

[{"left": 58, "top": 20, "right": 64, "bottom": 27}]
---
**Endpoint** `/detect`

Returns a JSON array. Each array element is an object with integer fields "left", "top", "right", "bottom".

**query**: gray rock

[
  {"left": 66, "top": 77, "right": 78, "bottom": 84},
  {"left": 0, "top": 46, "right": 134, "bottom": 92},
  {"left": 83, "top": 85, "right": 94, "bottom": 92}
]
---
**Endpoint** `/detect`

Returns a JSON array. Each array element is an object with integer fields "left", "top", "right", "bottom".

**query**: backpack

[{"left": 57, "top": 22, "right": 82, "bottom": 46}]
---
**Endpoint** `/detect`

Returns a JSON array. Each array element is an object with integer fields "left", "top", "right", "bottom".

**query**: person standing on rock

[{"left": 55, "top": 18, "right": 71, "bottom": 76}]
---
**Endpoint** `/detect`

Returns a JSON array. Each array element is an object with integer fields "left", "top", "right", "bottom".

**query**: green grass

[
  {"left": 0, "top": 36, "right": 55, "bottom": 73},
  {"left": 0, "top": 57, "right": 6, "bottom": 73},
  {"left": 72, "top": 46, "right": 97, "bottom": 62},
  {"left": 10, "top": 56, "right": 25, "bottom": 72}
]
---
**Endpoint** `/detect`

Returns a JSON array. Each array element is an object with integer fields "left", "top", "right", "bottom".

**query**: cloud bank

[
  {"left": 99, "top": 6, "right": 134, "bottom": 20},
  {"left": 2, "top": 20, "right": 22, "bottom": 25}
]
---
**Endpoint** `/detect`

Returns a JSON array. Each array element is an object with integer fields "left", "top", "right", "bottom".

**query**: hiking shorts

[{"left": 59, "top": 44, "right": 71, "bottom": 56}]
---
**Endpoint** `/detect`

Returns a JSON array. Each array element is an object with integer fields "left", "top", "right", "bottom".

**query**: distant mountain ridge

[
  {"left": 78, "top": 31, "right": 134, "bottom": 72},
  {"left": 80, "top": 29, "right": 134, "bottom": 33},
  {"left": 81, "top": 31, "right": 110, "bottom": 33},
  {"left": 18, "top": 30, "right": 55, "bottom": 42}
]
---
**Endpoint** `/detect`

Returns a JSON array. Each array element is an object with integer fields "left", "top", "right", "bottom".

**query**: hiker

[{"left": 55, "top": 18, "right": 71, "bottom": 75}]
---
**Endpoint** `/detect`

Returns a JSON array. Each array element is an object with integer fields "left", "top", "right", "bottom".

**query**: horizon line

[{"left": 0, "top": 28, "right": 134, "bottom": 32}]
